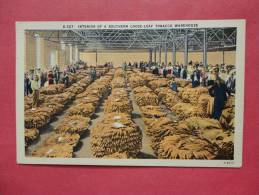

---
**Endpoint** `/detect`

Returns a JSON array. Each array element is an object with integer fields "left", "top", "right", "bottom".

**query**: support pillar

[
  {"left": 222, "top": 49, "right": 225, "bottom": 64},
  {"left": 159, "top": 45, "right": 162, "bottom": 65},
  {"left": 78, "top": 49, "right": 80, "bottom": 61},
  {"left": 149, "top": 48, "right": 153, "bottom": 63},
  {"left": 96, "top": 50, "right": 98, "bottom": 66},
  {"left": 203, "top": 28, "right": 208, "bottom": 68},
  {"left": 164, "top": 43, "right": 168, "bottom": 66},
  {"left": 154, "top": 47, "right": 157, "bottom": 63},
  {"left": 59, "top": 41, "right": 65, "bottom": 67},
  {"left": 172, "top": 42, "right": 176, "bottom": 65},
  {"left": 222, "top": 28, "right": 225, "bottom": 65},
  {"left": 74, "top": 45, "right": 78, "bottom": 63},
  {"left": 69, "top": 44, "right": 73, "bottom": 64},
  {"left": 184, "top": 30, "right": 188, "bottom": 66},
  {"left": 35, "top": 34, "right": 41, "bottom": 69}
]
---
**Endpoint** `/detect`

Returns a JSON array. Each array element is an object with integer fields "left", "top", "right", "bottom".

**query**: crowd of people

[
  {"left": 167, "top": 61, "right": 235, "bottom": 120},
  {"left": 24, "top": 61, "right": 90, "bottom": 109},
  {"left": 121, "top": 60, "right": 236, "bottom": 120},
  {"left": 103, "top": 62, "right": 114, "bottom": 68}
]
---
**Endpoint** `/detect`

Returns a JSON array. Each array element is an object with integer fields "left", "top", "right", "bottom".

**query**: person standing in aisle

[
  {"left": 191, "top": 65, "right": 201, "bottom": 87},
  {"left": 121, "top": 62, "right": 126, "bottom": 71},
  {"left": 28, "top": 70, "right": 34, "bottom": 94},
  {"left": 40, "top": 70, "right": 46, "bottom": 87},
  {"left": 48, "top": 70, "right": 54, "bottom": 85},
  {"left": 139, "top": 61, "right": 143, "bottom": 70},
  {"left": 31, "top": 75, "right": 40, "bottom": 109},
  {"left": 209, "top": 77, "right": 229, "bottom": 120},
  {"left": 90, "top": 67, "right": 97, "bottom": 81},
  {"left": 63, "top": 72, "right": 69, "bottom": 87},
  {"left": 135, "top": 62, "right": 138, "bottom": 69},
  {"left": 226, "top": 73, "right": 236, "bottom": 94},
  {"left": 163, "top": 66, "right": 168, "bottom": 78},
  {"left": 173, "top": 65, "right": 178, "bottom": 77},
  {"left": 73, "top": 65, "right": 76, "bottom": 73},
  {"left": 153, "top": 66, "right": 159, "bottom": 75},
  {"left": 180, "top": 65, "right": 187, "bottom": 79},
  {"left": 167, "top": 62, "right": 172, "bottom": 75},
  {"left": 207, "top": 69, "right": 215, "bottom": 86},
  {"left": 177, "top": 65, "right": 181, "bottom": 78},
  {"left": 24, "top": 73, "right": 31, "bottom": 96},
  {"left": 169, "top": 76, "right": 178, "bottom": 92},
  {"left": 93, "top": 67, "right": 96, "bottom": 80},
  {"left": 53, "top": 64, "right": 60, "bottom": 84},
  {"left": 201, "top": 67, "right": 208, "bottom": 86}
]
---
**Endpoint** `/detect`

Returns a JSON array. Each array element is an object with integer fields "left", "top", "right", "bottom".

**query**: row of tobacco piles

[
  {"left": 25, "top": 68, "right": 112, "bottom": 157},
  {"left": 128, "top": 70, "right": 234, "bottom": 160},
  {"left": 90, "top": 69, "right": 142, "bottom": 159}
]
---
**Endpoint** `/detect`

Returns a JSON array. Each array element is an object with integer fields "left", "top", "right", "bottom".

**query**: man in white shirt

[{"left": 31, "top": 75, "right": 40, "bottom": 109}]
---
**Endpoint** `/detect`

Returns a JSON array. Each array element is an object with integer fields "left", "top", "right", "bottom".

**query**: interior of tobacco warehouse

[{"left": 24, "top": 28, "right": 236, "bottom": 160}]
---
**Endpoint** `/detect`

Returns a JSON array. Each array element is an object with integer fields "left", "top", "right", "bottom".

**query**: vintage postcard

[{"left": 16, "top": 20, "right": 245, "bottom": 167}]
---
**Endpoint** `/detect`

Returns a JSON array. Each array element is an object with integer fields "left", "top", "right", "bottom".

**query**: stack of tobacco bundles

[
  {"left": 163, "top": 92, "right": 182, "bottom": 108},
  {"left": 128, "top": 75, "right": 146, "bottom": 88},
  {"left": 68, "top": 74, "right": 77, "bottom": 84},
  {"left": 65, "top": 83, "right": 85, "bottom": 95},
  {"left": 104, "top": 86, "right": 132, "bottom": 114},
  {"left": 55, "top": 115, "right": 90, "bottom": 135},
  {"left": 44, "top": 91, "right": 75, "bottom": 105},
  {"left": 219, "top": 107, "right": 235, "bottom": 130},
  {"left": 25, "top": 107, "right": 54, "bottom": 128},
  {"left": 25, "top": 128, "right": 39, "bottom": 146},
  {"left": 104, "top": 98, "right": 132, "bottom": 114},
  {"left": 111, "top": 88, "right": 128, "bottom": 98},
  {"left": 133, "top": 86, "right": 153, "bottom": 94},
  {"left": 43, "top": 133, "right": 80, "bottom": 148},
  {"left": 181, "top": 87, "right": 209, "bottom": 104},
  {"left": 225, "top": 96, "right": 235, "bottom": 108},
  {"left": 67, "top": 103, "right": 96, "bottom": 117},
  {"left": 172, "top": 102, "right": 207, "bottom": 120},
  {"left": 114, "top": 69, "right": 125, "bottom": 78},
  {"left": 148, "top": 79, "right": 168, "bottom": 90},
  {"left": 111, "top": 77, "right": 126, "bottom": 89},
  {"left": 154, "top": 87, "right": 172, "bottom": 100},
  {"left": 140, "top": 105, "right": 167, "bottom": 119},
  {"left": 40, "top": 84, "right": 65, "bottom": 95},
  {"left": 198, "top": 94, "right": 214, "bottom": 116},
  {"left": 31, "top": 144, "right": 74, "bottom": 158},
  {"left": 24, "top": 95, "right": 45, "bottom": 110},
  {"left": 91, "top": 113, "right": 142, "bottom": 158},
  {"left": 174, "top": 78, "right": 191, "bottom": 88},
  {"left": 179, "top": 117, "right": 234, "bottom": 159},
  {"left": 42, "top": 102, "right": 64, "bottom": 114},
  {"left": 74, "top": 95, "right": 100, "bottom": 106},
  {"left": 140, "top": 72, "right": 157, "bottom": 82},
  {"left": 134, "top": 92, "right": 158, "bottom": 106},
  {"left": 158, "top": 134, "right": 216, "bottom": 160}
]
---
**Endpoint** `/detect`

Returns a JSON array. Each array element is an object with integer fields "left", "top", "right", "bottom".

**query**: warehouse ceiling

[{"left": 27, "top": 28, "right": 236, "bottom": 52}]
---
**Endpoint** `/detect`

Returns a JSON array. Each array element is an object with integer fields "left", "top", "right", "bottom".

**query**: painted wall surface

[
  {"left": 80, "top": 51, "right": 236, "bottom": 67},
  {"left": 80, "top": 51, "right": 149, "bottom": 66}
]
